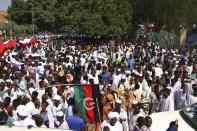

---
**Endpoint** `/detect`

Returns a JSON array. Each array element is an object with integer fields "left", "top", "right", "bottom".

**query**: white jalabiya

[
  {"left": 175, "top": 89, "right": 187, "bottom": 110},
  {"left": 187, "top": 95, "right": 197, "bottom": 105},
  {"left": 58, "top": 121, "right": 69, "bottom": 130},
  {"left": 13, "top": 117, "right": 34, "bottom": 127},
  {"left": 99, "top": 120, "right": 123, "bottom": 131},
  {"left": 112, "top": 74, "right": 122, "bottom": 89},
  {"left": 160, "top": 96, "right": 174, "bottom": 112}
]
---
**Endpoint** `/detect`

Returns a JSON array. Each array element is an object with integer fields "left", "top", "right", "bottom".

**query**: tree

[
  {"left": 33, "top": 0, "right": 57, "bottom": 32},
  {"left": 57, "top": 0, "right": 133, "bottom": 36},
  {"left": 7, "top": 0, "right": 28, "bottom": 25},
  {"left": 132, "top": 0, "right": 197, "bottom": 34}
]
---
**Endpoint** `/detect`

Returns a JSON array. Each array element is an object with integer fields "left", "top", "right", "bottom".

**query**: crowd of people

[{"left": 0, "top": 35, "right": 197, "bottom": 131}]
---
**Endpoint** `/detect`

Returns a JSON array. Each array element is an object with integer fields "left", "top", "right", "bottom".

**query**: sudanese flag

[{"left": 73, "top": 84, "right": 102, "bottom": 123}]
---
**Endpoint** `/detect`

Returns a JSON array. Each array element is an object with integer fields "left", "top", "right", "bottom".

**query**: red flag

[
  {"left": 0, "top": 41, "right": 5, "bottom": 54},
  {"left": 30, "top": 38, "right": 38, "bottom": 44},
  {"left": 5, "top": 40, "right": 16, "bottom": 48},
  {"left": 82, "top": 84, "right": 95, "bottom": 122}
]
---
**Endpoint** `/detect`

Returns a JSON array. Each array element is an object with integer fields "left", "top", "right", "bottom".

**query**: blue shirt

[
  {"left": 40, "top": 112, "right": 49, "bottom": 122},
  {"left": 67, "top": 105, "right": 73, "bottom": 116},
  {"left": 16, "top": 80, "right": 26, "bottom": 91},
  {"left": 167, "top": 124, "right": 178, "bottom": 131},
  {"left": 127, "top": 58, "right": 135, "bottom": 68},
  {"left": 66, "top": 116, "right": 85, "bottom": 131},
  {"left": 4, "top": 116, "right": 15, "bottom": 125},
  {"left": 101, "top": 73, "right": 109, "bottom": 85},
  {"left": 34, "top": 66, "right": 40, "bottom": 73}
]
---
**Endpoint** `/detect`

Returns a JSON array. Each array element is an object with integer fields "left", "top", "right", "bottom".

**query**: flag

[
  {"left": 0, "top": 41, "right": 5, "bottom": 54},
  {"left": 73, "top": 84, "right": 102, "bottom": 123}
]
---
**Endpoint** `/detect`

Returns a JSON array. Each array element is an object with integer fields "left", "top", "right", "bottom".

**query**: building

[{"left": 0, "top": 10, "right": 8, "bottom": 24}]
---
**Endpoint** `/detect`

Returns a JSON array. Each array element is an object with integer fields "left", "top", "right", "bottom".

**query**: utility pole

[
  {"left": 9, "top": 14, "right": 11, "bottom": 39},
  {"left": 32, "top": 0, "right": 34, "bottom": 36}
]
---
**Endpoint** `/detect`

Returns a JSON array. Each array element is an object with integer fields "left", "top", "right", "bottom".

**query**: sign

[{"left": 185, "top": 29, "right": 197, "bottom": 46}]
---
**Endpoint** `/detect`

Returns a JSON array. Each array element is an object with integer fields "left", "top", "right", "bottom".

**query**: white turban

[
  {"left": 56, "top": 111, "right": 64, "bottom": 117},
  {"left": 108, "top": 112, "right": 120, "bottom": 120},
  {"left": 53, "top": 95, "right": 61, "bottom": 101},
  {"left": 31, "top": 109, "right": 40, "bottom": 116},
  {"left": 17, "top": 105, "right": 29, "bottom": 117},
  {"left": 115, "top": 99, "right": 122, "bottom": 104}
]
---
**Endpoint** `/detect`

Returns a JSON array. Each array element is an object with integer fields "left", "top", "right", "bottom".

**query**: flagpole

[{"left": 96, "top": 98, "right": 101, "bottom": 124}]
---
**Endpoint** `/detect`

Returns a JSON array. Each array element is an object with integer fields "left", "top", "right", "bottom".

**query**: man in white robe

[
  {"left": 56, "top": 111, "right": 69, "bottom": 130},
  {"left": 175, "top": 83, "right": 187, "bottom": 110},
  {"left": 12, "top": 105, "right": 34, "bottom": 127},
  {"left": 187, "top": 88, "right": 197, "bottom": 105},
  {"left": 112, "top": 69, "right": 122, "bottom": 89},
  {"left": 160, "top": 88, "right": 174, "bottom": 112},
  {"left": 99, "top": 112, "right": 123, "bottom": 131}
]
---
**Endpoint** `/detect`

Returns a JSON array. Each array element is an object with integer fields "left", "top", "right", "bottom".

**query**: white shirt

[
  {"left": 175, "top": 89, "right": 187, "bottom": 110},
  {"left": 130, "top": 112, "right": 145, "bottom": 130},
  {"left": 13, "top": 117, "right": 34, "bottom": 127},
  {"left": 112, "top": 74, "right": 122, "bottom": 89},
  {"left": 29, "top": 119, "right": 36, "bottom": 127},
  {"left": 187, "top": 95, "right": 197, "bottom": 105},
  {"left": 126, "top": 51, "right": 130, "bottom": 59},
  {"left": 143, "top": 85, "right": 152, "bottom": 98},
  {"left": 88, "top": 74, "right": 99, "bottom": 84},
  {"left": 58, "top": 121, "right": 69, "bottom": 130},
  {"left": 160, "top": 96, "right": 174, "bottom": 112},
  {"left": 52, "top": 103, "right": 67, "bottom": 117},
  {"left": 154, "top": 67, "right": 163, "bottom": 78},
  {"left": 173, "top": 81, "right": 182, "bottom": 92},
  {"left": 25, "top": 102, "right": 36, "bottom": 118},
  {"left": 99, "top": 120, "right": 123, "bottom": 131},
  {"left": 80, "top": 57, "right": 86, "bottom": 66},
  {"left": 119, "top": 108, "right": 129, "bottom": 131}
]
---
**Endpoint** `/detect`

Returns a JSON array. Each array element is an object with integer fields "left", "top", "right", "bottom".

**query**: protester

[
  {"left": 166, "top": 119, "right": 178, "bottom": 131},
  {"left": 99, "top": 111, "right": 123, "bottom": 131},
  {"left": 0, "top": 34, "right": 196, "bottom": 131},
  {"left": 66, "top": 106, "right": 85, "bottom": 131}
]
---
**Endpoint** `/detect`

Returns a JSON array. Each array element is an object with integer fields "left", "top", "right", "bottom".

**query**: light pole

[
  {"left": 4, "top": 21, "right": 8, "bottom": 40},
  {"left": 32, "top": 0, "right": 34, "bottom": 36}
]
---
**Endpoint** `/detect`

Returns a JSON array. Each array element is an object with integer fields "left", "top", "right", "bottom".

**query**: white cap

[
  {"left": 53, "top": 95, "right": 61, "bottom": 101},
  {"left": 166, "top": 86, "right": 171, "bottom": 90},
  {"left": 164, "top": 71, "right": 168, "bottom": 74},
  {"left": 121, "top": 75, "right": 126, "bottom": 80},
  {"left": 125, "top": 70, "right": 131, "bottom": 75},
  {"left": 117, "top": 69, "right": 121, "bottom": 72},
  {"left": 132, "top": 100, "right": 138, "bottom": 105},
  {"left": 31, "top": 109, "right": 40, "bottom": 115},
  {"left": 6, "top": 79, "right": 12, "bottom": 83},
  {"left": 56, "top": 111, "right": 64, "bottom": 117},
  {"left": 17, "top": 105, "right": 29, "bottom": 117},
  {"left": 115, "top": 99, "right": 122, "bottom": 104},
  {"left": 108, "top": 112, "right": 120, "bottom": 120},
  {"left": 29, "top": 88, "right": 35, "bottom": 96}
]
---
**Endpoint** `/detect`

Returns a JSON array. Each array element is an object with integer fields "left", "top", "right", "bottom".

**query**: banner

[{"left": 73, "top": 84, "right": 102, "bottom": 123}]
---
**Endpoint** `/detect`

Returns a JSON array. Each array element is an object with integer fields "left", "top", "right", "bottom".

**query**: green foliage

[
  {"left": 133, "top": 0, "right": 197, "bottom": 33},
  {"left": 149, "top": 31, "right": 179, "bottom": 48},
  {"left": 57, "top": 0, "right": 133, "bottom": 36},
  {"left": 7, "top": 0, "right": 197, "bottom": 38},
  {"left": 0, "top": 22, "right": 33, "bottom": 38},
  {"left": 8, "top": 0, "right": 133, "bottom": 36}
]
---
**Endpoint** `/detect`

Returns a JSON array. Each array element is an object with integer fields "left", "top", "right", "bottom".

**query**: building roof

[{"left": 0, "top": 10, "right": 8, "bottom": 24}]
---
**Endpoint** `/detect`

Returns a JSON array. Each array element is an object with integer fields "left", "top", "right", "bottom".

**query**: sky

[{"left": 0, "top": 0, "right": 11, "bottom": 10}]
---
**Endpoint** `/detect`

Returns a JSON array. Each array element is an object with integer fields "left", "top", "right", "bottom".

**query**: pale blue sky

[{"left": 0, "top": 0, "right": 11, "bottom": 10}]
